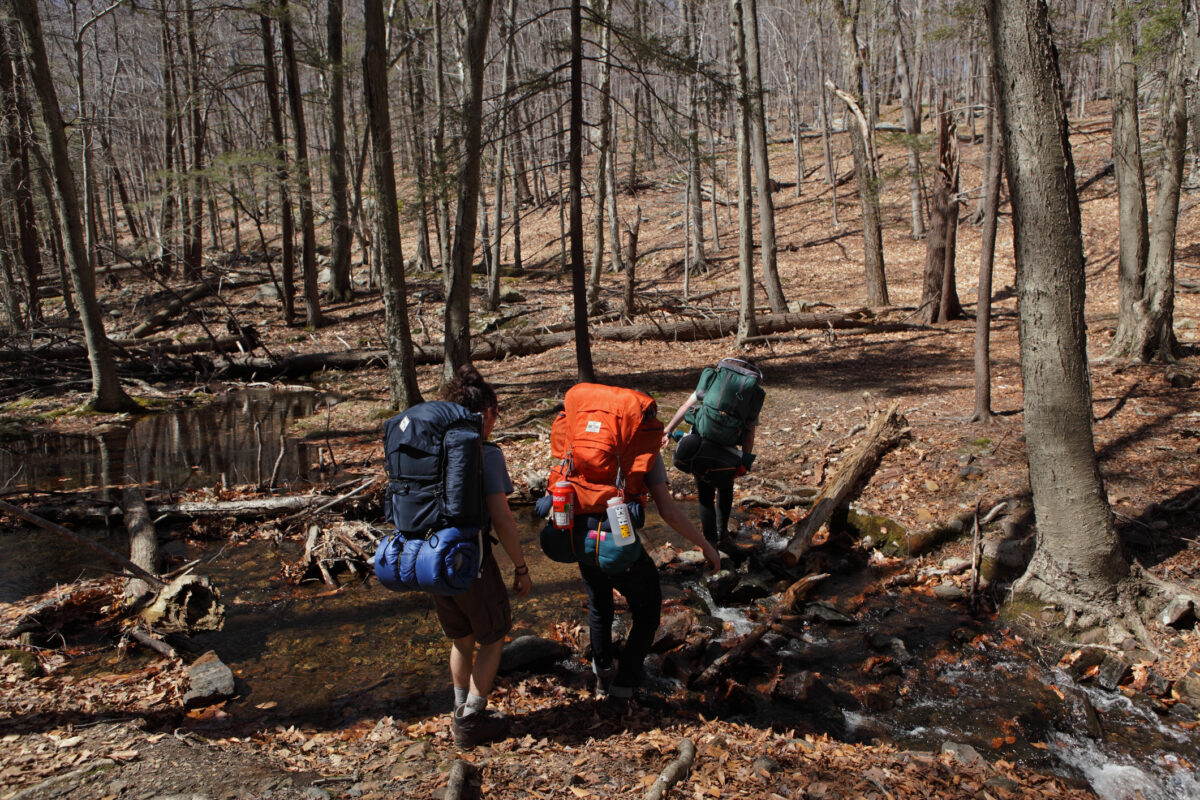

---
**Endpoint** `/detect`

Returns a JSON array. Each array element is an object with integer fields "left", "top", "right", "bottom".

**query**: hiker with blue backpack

[
  {"left": 662, "top": 357, "right": 764, "bottom": 548},
  {"left": 374, "top": 366, "right": 531, "bottom": 748},
  {"left": 537, "top": 384, "right": 719, "bottom": 709}
]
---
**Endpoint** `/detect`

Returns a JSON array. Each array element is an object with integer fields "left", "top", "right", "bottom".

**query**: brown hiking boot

[{"left": 452, "top": 707, "right": 510, "bottom": 748}]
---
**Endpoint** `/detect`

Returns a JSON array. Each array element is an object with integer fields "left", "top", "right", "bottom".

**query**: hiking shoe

[
  {"left": 601, "top": 685, "right": 635, "bottom": 717},
  {"left": 452, "top": 707, "right": 510, "bottom": 748},
  {"left": 593, "top": 661, "right": 617, "bottom": 699}
]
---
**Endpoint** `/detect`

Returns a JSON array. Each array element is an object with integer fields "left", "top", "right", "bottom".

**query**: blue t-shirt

[{"left": 483, "top": 443, "right": 513, "bottom": 496}]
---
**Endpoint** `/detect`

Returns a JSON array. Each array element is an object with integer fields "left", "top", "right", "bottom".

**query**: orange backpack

[{"left": 548, "top": 383, "right": 664, "bottom": 513}]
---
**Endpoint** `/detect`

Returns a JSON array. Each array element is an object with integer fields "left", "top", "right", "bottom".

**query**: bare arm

[
  {"left": 486, "top": 492, "right": 532, "bottom": 597},
  {"left": 741, "top": 424, "right": 756, "bottom": 455},
  {"left": 648, "top": 481, "right": 720, "bottom": 570},
  {"left": 662, "top": 394, "right": 699, "bottom": 446}
]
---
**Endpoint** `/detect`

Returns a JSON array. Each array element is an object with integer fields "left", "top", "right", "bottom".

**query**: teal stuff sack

[{"left": 539, "top": 504, "right": 645, "bottom": 574}]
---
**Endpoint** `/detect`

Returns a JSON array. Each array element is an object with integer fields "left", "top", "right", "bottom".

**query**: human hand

[
  {"left": 735, "top": 464, "right": 747, "bottom": 477},
  {"left": 512, "top": 569, "right": 532, "bottom": 597},
  {"left": 661, "top": 433, "right": 672, "bottom": 449},
  {"left": 701, "top": 541, "right": 721, "bottom": 572}
]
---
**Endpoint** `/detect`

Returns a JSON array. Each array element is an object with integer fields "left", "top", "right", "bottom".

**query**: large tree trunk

[
  {"left": 919, "top": 103, "right": 963, "bottom": 324},
  {"left": 183, "top": 0, "right": 204, "bottom": 282},
  {"left": 261, "top": 14, "right": 296, "bottom": 324},
  {"left": 731, "top": 0, "right": 758, "bottom": 344},
  {"left": 569, "top": 0, "right": 594, "bottom": 381},
  {"left": 443, "top": 0, "right": 495, "bottom": 382},
  {"left": 587, "top": 0, "right": 614, "bottom": 316},
  {"left": 1105, "top": 0, "right": 1151, "bottom": 359},
  {"left": 280, "top": 0, "right": 324, "bottom": 328},
  {"left": 363, "top": 0, "right": 422, "bottom": 409},
  {"left": 684, "top": 0, "right": 706, "bottom": 275},
  {"left": 742, "top": 0, "right": 785, "bottom": 313},
  {"left": 11, "top": 0, "right": 135, "bottom": 412},
  {"left": 326, "top": 0, "right": 353, "bottom": 302},
  {"left": 1124, "top": 8, "right": 1190, "bottom": 362},
  {"left": 0, "top": 20, "right": 41, "bottom": 324},
  {"left": 833, "top": 0, "right": 888, "bottom": 307},
  {"left": 988, "top": 0, "right": 1127, "bottom": 611}
]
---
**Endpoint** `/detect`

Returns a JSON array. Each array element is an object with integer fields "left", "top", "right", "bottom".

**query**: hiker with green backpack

[{"left": 662, "top": 357, "right": 765, "bottom": 547}]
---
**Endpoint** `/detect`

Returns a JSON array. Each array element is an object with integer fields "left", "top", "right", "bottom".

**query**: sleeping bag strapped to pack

[
  {"left": 541, "top": 384, "right": 662, "bottom": 572},
  {"left": 683, "top": 358, "right": 765, "bottom": 447},
  {"left": 374, "top": 401, "right": 486, "bottom": 595}
]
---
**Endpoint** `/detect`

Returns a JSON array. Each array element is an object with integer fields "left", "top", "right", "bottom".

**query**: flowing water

[{"left": 1, "top": 392, "right": 1197, "bottom": 798}]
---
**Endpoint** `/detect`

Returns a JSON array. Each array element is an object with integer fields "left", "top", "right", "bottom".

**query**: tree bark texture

[
  {"left": 569, "top": 0, "right": 595, "bottom": 382},
  {"left": 731, "top": 0, "right": 758, "bottom": 343},
  {"left": 973, "top": 72, "right": 1003, "bottom": 422},
  {"left": 834, "top": 0, "right": 888, "bottom": 307},
  {"left": 260, "top": 14, "right": 297, "bottom": 323},
  {"left": 988, "top": 0, "right": 1127, "bottom": 604},
  {"left": 10, "top": 0, "right": 134, "bottom": 412},
  {"left": 280, "top": 0, "right": 324, "bottom": 328},
  {"left": 326, "top": 0, "right": 354, "bottom": 302},
  {"left": 443, "top": 0, "right": 495, "bottom": 382},
  {"left": 363, "top": 0, "right": 422, "bottom": 409}
]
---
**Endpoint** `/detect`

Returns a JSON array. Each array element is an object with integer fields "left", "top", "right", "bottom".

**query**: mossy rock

[
  {"left": 0, "top": 648, "right": 41, "bottom": 677},
  {"left": 838, "top": 509, "right": 909, "bottom": 554}
]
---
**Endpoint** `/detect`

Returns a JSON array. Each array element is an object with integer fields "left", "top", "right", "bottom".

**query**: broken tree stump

[
  {"left": 286, "top": 521, "right": 382, "bottom": 585},
  {"left": 780, "top": 401, "right": 910, "bottom": 566}
]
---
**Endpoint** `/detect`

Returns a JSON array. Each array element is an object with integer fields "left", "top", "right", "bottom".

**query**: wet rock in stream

[
  {"left": 499, "top": 635, "right": 570, "bottom": 674},
  {"left": 183, "top": 651, "right": 236, "bottom": 708}
]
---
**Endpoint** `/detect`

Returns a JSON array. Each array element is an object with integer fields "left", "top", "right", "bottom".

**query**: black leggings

[
  {"left": 579, "top": 553, "right": 662, "bottom": 689},
  {"left": 696, "top": 472, "right": 734, "bottom": 545}
]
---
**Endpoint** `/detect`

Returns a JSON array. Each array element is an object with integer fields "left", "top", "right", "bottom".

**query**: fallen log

[
  {"left": 149, "top": 494, "right": 330, "bottom": 519},
  {"left": 216, "top": 309, "right": 877, "bottom": 378},
  {"left": 0, "top": 499, "right": 165, "bottom": 589},
  {"left": 0, "top": 335, "right": 255, "bottom": 364},
  {"left": 692, "top": 572, "right": 827, "bottom": 689},
  {"left": 780, "top": 401, "right": 910, "bottom": 566},
  {"left": 644, "top": 739, "right": 697, "bottom": 800},
  {"left": 131, "top": 282, "right": 217, "bottom": 338}
]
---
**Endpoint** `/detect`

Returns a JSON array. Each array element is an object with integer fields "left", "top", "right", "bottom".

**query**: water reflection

[{"left": 0, "top": 389, "right": 327, "bottom": 495}]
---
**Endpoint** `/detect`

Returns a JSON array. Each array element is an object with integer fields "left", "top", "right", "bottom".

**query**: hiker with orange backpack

[
  {"left": 663, "top": 358, "right": 764, "bottom": 548},
  {"left": 537, "top": 383, "right": 719, "bottom": 707}
]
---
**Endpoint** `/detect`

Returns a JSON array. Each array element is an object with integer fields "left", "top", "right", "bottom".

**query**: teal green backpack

[{"left": 683, "top": 358, "right": 764, "bottom": 447}]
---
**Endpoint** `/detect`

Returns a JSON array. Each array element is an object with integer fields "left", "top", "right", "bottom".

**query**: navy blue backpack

[{"left": 374, "top": 401, "right": 487, "bottom": 595}]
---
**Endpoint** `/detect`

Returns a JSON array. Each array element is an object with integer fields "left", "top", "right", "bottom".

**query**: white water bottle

[{"left": 606, "top": 497, "right": 636, "bottom": 547}]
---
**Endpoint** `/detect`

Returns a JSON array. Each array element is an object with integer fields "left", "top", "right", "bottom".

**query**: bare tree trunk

[
  {"left": 433, "top": 12, "right": 452, "bottom": 279},
  {"left": 623, "top": 207, "right": 640, "bottom": 319},
  {"left": 1105, "top": 0, "right": 1150, "bottom": 358},
  {"left": 0, "top": 20, "right": 41, "bottom": 323},
  {"left": 326, "top": 0, "right": 353, "bottom": 302},
  {"left": 443, "top": 0, "right": 495, "bottom": 382},
  {"left": 833, "top": 0, "right": 888, "bottom": 307},
  {"left": 570, "top": 0, "right": 594, "bottom": 382},
  {"left": 972, "top": 73, "right": 1003, "bottom": 423},
  {"left": 587, "top": 0, "right": 614, "bottom": 316},
  {"left": 11, "top": 0, "right": 135, "bottom": 412},
  {"left": 363, "top": 0, "right": 422, "bottom": 409},
  {"left": 487, "top": 0, "right": 519, "bottom": 312},
  {"left": 261, "top": 13, "right": 296, "bottom": 323},
  {"left": 280, "top": 0, "right": 324, "bottom": 328},
  {"left": 892, "top": 0, "right": 925, "bottom": 239},
  {"left": 183, "top": 0, "right": 204, "bottom": 281},
  {"left": 989, "top": 0, "right": 1127, "bottom": 609},
  {"left": 743, "top": 0, "right": 785, "bottom": 313},
  {"left": 731, "top": 0, "right": 758, "bottom": 343}
]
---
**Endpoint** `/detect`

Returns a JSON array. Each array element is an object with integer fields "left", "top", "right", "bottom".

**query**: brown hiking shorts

[{"left": 433, "top": 552, "right": 512, "bottom": 645}]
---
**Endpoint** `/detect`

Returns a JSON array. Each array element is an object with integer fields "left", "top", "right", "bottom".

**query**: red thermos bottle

[{"left": 551, "top": 481, "right": 575, "bottom": 530}]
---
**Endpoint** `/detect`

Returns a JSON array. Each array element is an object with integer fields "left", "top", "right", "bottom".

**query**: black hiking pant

[
  {"left": 579, "top": 552, "right": 662, "bottom": 690},
  {"left": 697, "top": 471, "right": 735, "bottom": 545}
]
